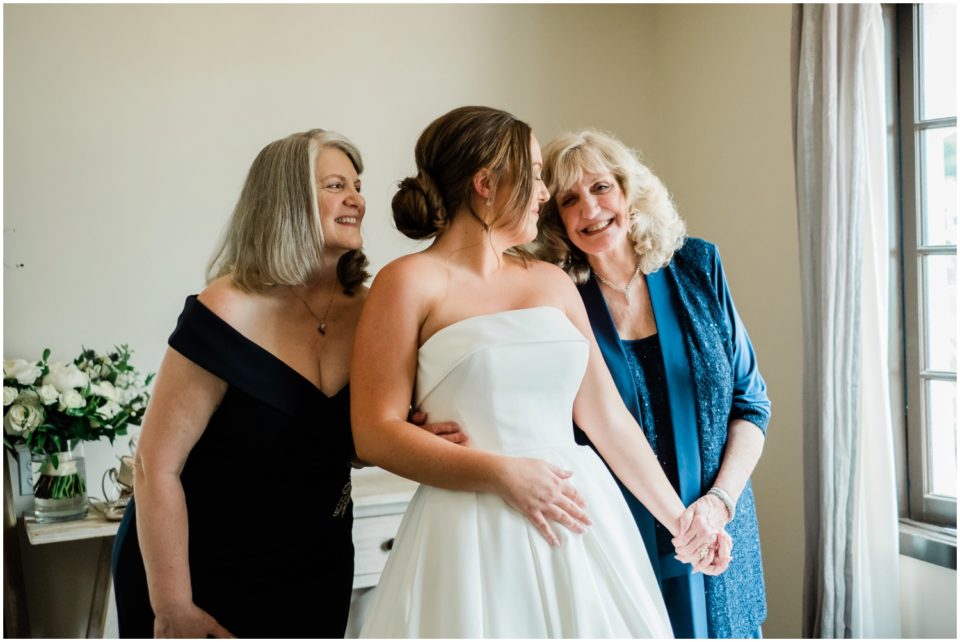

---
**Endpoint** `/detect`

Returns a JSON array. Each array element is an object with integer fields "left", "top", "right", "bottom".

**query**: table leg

[
  {"left": 4, "top": 454, "right": 31, "bottom": 637},
  {"left": 86, "top": 537, "right": 114, "bottom": 638}
]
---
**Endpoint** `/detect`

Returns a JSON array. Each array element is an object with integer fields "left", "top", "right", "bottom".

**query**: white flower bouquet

[{"left": 3, "top": 345, "right": 154, "bottom": 502}]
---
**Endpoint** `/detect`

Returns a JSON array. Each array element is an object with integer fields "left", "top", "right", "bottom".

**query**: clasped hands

[{"left": 672, "top": 493, "right": 734, "bottom": 575}]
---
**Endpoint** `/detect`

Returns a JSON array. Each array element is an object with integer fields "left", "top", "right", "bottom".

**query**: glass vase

[{"left": 32, "top": 441, "right": 89, "bottom": 523}]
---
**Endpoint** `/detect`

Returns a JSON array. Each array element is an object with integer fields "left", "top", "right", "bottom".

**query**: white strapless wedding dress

[{"left": 359, "top": 307, "right": 673, "bottom": 638}]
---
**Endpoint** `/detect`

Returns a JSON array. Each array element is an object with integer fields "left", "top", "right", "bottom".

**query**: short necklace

[
  {"left": 293, "top": 283, "right": 337, "bottom": 336},
  {"left": 593, "top": 263, "right": 642, "bottom": 304}
]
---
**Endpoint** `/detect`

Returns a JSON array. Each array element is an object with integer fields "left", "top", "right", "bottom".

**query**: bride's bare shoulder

[
  {"left": 374, "top": 253, "right": 443, "bottom": 284},
  {"left": 524, "top": 258, "right": 578, "bottom": 292},
  {"left": 369, "top": 252, "right": 447, "bottom": 304}
]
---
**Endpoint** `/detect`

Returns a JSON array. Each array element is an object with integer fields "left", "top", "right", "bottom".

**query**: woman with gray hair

[
  {"left": 110, "top": 129, "right": 464, "bottom": 638},
  {"left": 536, "top": 129, "right": 771, "bottom": 638}
]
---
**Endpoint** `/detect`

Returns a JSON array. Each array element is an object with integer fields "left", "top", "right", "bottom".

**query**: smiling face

[
  {"left": 316, "top": 146, "right": 365, "bottom": 255},
  {"left": 555, "top": 171, "right": 630, "bottom": 258}
]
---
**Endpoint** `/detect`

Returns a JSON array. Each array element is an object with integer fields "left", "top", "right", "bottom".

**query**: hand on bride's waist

[
  {"left": 491, "top": 456, "right": 593, "bottom": 546},
  {"left": 352, "top": 410, "right": 470, "bottom": 468},
  {"left": 398, "top": 409, "right": 591, "bottom": 546},
  {"left": 409, "top": 410, "right": 471, "bottom": 446}
]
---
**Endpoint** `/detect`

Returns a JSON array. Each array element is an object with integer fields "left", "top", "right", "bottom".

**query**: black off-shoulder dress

[{"left": 112, "top": 295, "right": 355, "bottom": 638}]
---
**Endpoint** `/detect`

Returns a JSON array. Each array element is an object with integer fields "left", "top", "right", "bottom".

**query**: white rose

[
  {"left": 4, "top": 403, "right": 42, "bottom": 436},
  {"left": 3, "top": 405, "right": 28, "bottom": 435},
  {"left": 3, "top": 387, "right": 17, "bottom": 406},
  {"left": 115, "top": 373, "right": 133, "bottom": 388},
  {"left": 3, "top": 359, "right": 24, "bottom": 378},
  {"left": 43, "top": 363, "right": 89, "bottom": 393},
  {"left": 98, "top": 401, "right": 122, "bottom": 419},
  {"left": 37, "top": 384, "right": 60, "bottom": 406},
  {"left": 91, "top": 381, "right": 118, "bottom": 401},
  {"left": 58, "top": 389, "right": 85, "bottom": 410},
  {"left": 16, "top": 390, "right": 41, "bottom": 407},
  {"left": 118, "top": 386, "right": 143, "bottom": 405},
  {"left": 4, "top": 359, "right": 43, "bottom": 385}
]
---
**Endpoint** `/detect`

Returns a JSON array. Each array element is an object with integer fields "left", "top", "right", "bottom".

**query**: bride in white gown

[{"left": 351, "top": 107, "right": 727, "bottom": 638}]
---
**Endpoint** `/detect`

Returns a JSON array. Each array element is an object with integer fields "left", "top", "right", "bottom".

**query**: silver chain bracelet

[{"left": 707, "top": 486, "right": 736, "bottom": 521}]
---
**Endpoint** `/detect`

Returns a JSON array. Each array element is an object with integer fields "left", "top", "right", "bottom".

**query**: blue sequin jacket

[{"left": 576, "top": 237, "right": 771, "bottom": 638}]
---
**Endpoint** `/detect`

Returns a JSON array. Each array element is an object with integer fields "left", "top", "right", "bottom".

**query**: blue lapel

[
  {"left": 580, "top": 271, "right": 709, "bottom": 638},
  {"left": 577, "top": 276, "right": 661, "bottom": 583},
  {"left": 646, "top": 269, "right": 703, "bottom": 507},
  {"left": 579, "top": 277, "right": 643, "bottom": 420},
  {"left": 646, "top": 267, "right": 709, "bottom": 637}
]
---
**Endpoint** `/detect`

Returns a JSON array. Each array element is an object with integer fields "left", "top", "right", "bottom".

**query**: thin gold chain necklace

[
  {"left": 593, "top": 264, "right": 642, "bottom": 304},
  {"left": 293, "top": 283, "right": 337, "bottom": 336}
]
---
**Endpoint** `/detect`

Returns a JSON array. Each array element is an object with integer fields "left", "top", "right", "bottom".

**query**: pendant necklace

[
  {"left": 294, "top": 283, "right": 337, "bottom": 336},
  {"left": 593, "top": 263, "right": 642, "bottom": 304}
]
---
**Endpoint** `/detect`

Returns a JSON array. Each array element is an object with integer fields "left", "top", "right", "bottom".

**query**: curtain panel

[{"left": 796, "top": 3, "right": 901, "bottom": 638}]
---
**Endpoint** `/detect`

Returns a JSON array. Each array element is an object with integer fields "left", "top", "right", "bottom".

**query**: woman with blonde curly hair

[{"left": 536, "top": 129, "right": 771, "bottom": 638}]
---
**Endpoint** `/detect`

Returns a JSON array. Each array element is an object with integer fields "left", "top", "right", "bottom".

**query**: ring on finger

[{"left": 697, "top": 545, "right": 709, "bottom": 561}]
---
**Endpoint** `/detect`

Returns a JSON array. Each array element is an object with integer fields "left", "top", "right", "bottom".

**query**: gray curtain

[{"left": 797, "top": 3, "right": 900, "bottom": 638}]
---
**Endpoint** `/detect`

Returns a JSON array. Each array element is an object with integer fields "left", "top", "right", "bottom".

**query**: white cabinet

[
  {"left": 350, "top": 468, "right": 417, "bottom": 589},
  {"left": 345, "top": 469, "right": 417, "bottom": 637}
]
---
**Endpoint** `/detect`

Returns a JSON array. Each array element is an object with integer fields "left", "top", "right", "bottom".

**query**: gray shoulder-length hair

[
  {"left": 535, "top": 129, "right": 685, "bottom": 284},
  {"left": 206, "top": 129, "right": 369, "bottom": 294}
]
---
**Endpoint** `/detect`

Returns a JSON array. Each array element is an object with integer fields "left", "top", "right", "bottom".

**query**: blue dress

[
  {"left": 576, "top": 238, "right": 771, "bottom": 638},
  {"left": 111, "top": 296, "right": 356, "bottom": 638}
]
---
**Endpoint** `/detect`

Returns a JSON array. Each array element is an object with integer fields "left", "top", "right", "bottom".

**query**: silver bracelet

[{"left": 707, "top": 486, "right": 736, "bottom": 521}]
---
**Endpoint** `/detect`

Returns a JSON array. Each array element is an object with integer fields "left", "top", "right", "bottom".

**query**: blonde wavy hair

[
  {"left": 206, "top": 129, "right": 369, "bottom": 294},
  {"left": 535, "top": 129, "right": 685, "bottom": 284}
]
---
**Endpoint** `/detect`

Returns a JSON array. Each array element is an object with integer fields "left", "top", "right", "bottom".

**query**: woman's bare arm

[
  {"left": 134, "top": 347, "right": 233, "bottom": 638},
  {"left": 540, "top": 265, "right": 688, "bottom": 534}
]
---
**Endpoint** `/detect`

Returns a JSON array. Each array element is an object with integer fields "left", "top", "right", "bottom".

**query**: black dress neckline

[
  {"left": 620, "top": 333, "right": 660, "bottom": 346},
  {"left": 186, "top": 295, "right": 348, "bottom": 401}
]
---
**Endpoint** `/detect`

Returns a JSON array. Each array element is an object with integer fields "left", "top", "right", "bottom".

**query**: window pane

[
  {"left": 921, "top": 127, "right": 957, "bottom": 246},
  {"left": 926, "top": 379, "right": 957, "bottom": 498},
  {"left": 920, "top": 3, "right": 957, "bottom": 120},
  {"left": 924, "top": 254, "right": 957, "bottom": 372}
]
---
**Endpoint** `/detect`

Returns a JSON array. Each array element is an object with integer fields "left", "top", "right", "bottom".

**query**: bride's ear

[{"left": 471, "top": 168, "right": 495, "bottom": 203}]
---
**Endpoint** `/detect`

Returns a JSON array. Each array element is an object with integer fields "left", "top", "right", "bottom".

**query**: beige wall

[
  {"left": 645, "top": 5, "right": 804, "bottom": 637},
  {"left": 3, "top": 4, "right": 893, "bottom": 639}
]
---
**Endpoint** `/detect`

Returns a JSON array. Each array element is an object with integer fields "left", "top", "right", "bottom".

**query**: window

[{"left": 896, "top": 3, "right": 957, "bottom": 530}]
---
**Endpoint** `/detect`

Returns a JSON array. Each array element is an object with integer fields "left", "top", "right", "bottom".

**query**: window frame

[{"left": 895, "top": 3, "right": 957, "bottom": 530}]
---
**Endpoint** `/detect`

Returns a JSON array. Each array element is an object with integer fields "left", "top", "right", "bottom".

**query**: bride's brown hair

[{"left": 392, "top": 106, "right": 535, "bottom": 242}]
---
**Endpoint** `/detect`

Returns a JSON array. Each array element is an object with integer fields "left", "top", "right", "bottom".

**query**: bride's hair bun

[
  {"left": 393, "top": 106, "right": 533, "bottom": 241},
  {"left": 392, "top": 169, "right": 448, "bottom": 240}
]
